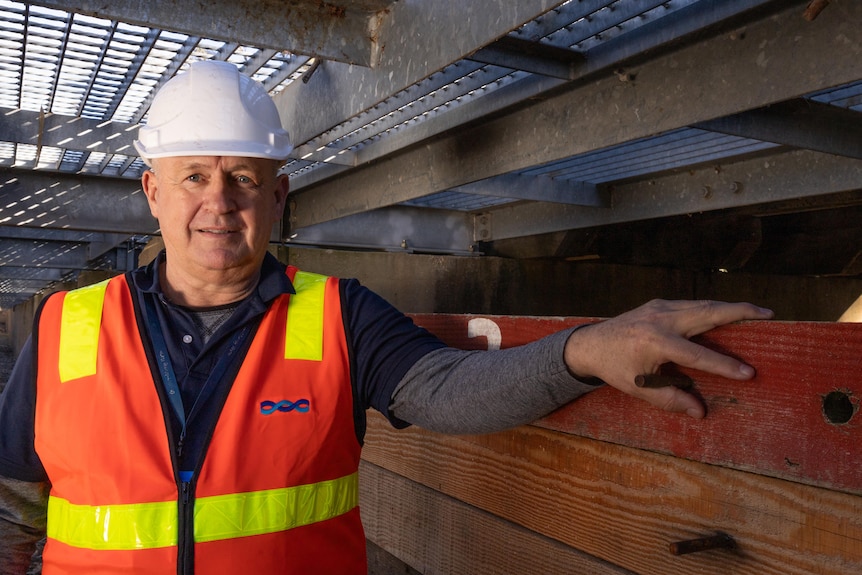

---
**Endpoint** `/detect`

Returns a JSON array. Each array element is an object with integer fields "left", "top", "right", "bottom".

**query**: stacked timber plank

[{"left": 361, "top": 315, "right": 862, "bottom": 574}]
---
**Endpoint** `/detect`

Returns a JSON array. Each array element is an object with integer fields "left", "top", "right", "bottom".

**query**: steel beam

[
  {"left": 486, "top": 151, "right": 862, "bottom": 241},
  {"left": 0, "top": 171, "right": 156, "bottom": 234},
  {"left": 466, "top": 37, "right": 585, "bottom": 80},
  {"left": 695, "top": 99, "right": 862, "bottom": 159},
  {"left": 289, "top": 1, "right": 862, "bottom": 228},
  {"left": 280, "top": 0, "right": 784, "bottom": 150},
  {"left": 0, "top": 266, "right": 69, "bottom": 284},
  {"left": 0, "top": 227, "right": 129, "bottom": 260},
  {"left": 286, "top": 205, "right": 474, "bottom": 254},
  {"left": 287, "top": 0, "right": 787, "bottom": 192},
  {"left": 1, "top": 107, "right": 140, "bottom": 157},
  {"left": 0, "top": 227, "right": 111, "bottom": 242},
  {"left": 34, "top": 0, "right": 393, "bottom": 67},
  {"left": 275, "top": 0, "right": 569, "bottom": 144},
  {"left": 0, "top": 239, "right": 90, "bottom": 268},
  {"left": 451, "top": 174, "right": 607, "bottom": 207}
]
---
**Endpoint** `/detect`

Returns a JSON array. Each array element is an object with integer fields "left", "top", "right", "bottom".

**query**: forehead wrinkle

[{"left": 161, "top": 157, "right": 278, "bottom": 176}]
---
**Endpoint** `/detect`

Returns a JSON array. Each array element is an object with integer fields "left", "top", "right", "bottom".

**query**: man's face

[{"left": 142, "top": 156, "right": 288, "bottom": 282}]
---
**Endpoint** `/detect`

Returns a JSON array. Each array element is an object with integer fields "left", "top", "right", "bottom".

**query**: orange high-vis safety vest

[{"left": 34, "top": 267, "right": 366, "bottom": 574}]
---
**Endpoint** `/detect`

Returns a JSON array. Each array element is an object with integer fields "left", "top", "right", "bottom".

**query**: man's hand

[{"left": 564, "top": 299, "right": 774, "bottom": 419}]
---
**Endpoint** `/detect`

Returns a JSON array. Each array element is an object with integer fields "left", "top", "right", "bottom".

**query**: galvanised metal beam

[
  {"left": 0, "top": 284, "right": 49, "bottom": 309},
  {"left": 0, "top": 238, "right": 90, "bottom": 268},
  {"left": 286, "top": 205, "right": 474, "bottom": 254},
  {"left": 451, "top": 174, "right": 607, "bottom": 207},
  {"left": 86, "top": 234, "right": 134, "bottom": 260},
  {"left": 466, "top": 36, "right": 585, "bottom": 80},
  {"left": 0, "top": 226, "right": 129, "bottom": 260},
  {"left": 0, "top": 108, "right": 139, "bottom": 157},
  {"left": 0, "top": 170, "right": 155, "bottom": 234},
  {"left": 287, "top": 0, "right": 796, "bottom": 193},
  {"left": 289, "top": 1, "right": 862, "bottom": 228},
  {"left": 694, "top": 99, "right": 862, "bottom": 159},
  {"left": 0, "top": 227, "right": 113, "bottom": 241},
  {"left": 276, "top": 0, "right": 569, "bottom": 145},
  {"left": 34, "top": 0, "right": 393, "bottom": 67},
  {"left": 0, "top": 266, "right": 67, "bottom": 281},
  {"left": 486, "top": 151, "right": 862, "bottom": 241}
]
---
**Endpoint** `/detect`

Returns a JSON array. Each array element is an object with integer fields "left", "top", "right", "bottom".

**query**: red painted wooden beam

[{"left": 409, "top": 314, "right": 862, "bottom": 495}]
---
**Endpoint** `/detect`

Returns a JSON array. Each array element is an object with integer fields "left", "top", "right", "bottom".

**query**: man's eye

[
  {"left": 236, "top": 175, "right": 253, "bottom": 184},
  {"left": 187, "top": 174, "right": 201, "bottom": 183}
]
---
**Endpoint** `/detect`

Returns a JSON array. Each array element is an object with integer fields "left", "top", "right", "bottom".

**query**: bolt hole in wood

[{"left": 822, "top": 390, "right": 856, "bottom": 425}]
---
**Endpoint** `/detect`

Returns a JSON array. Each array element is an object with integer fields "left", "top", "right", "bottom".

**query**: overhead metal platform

[{"left": 0, "top": 0, "right": 861, "bottom": 308}]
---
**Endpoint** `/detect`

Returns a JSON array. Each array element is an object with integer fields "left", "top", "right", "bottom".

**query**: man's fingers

[
  {"left": 629, "top": 383, "right": 705, "bottom": 419},
  {"left": 564, "top": 298, "right": 772, "bottom": 420},
  {"left": 665, "top": 338, "right": 757, "bottom": 381},
  {"left": 669, "top": 300, "right": 774, "bottom": 338}
]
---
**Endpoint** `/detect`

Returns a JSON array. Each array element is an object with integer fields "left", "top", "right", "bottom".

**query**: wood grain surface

[
  {"left": 362, "top": 413, "right": 862, "bottom": 575},
  {"left": 408, "top": 314, "right": 862, "bottom": 494}
]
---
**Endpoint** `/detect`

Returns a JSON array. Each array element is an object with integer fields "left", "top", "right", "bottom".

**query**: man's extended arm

[
  {"left": 391, "top": 328, "right": 599, "bottom": 434},
  {"left": 391, "top": 300, "right": 774, "bottom": 433}
]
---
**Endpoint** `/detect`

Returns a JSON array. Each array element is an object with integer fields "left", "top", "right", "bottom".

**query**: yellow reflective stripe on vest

[
  {"left": 56, "top": 271, "right": 326, "bottom": 377},
  {"left": 285, "top": 271, "right": 327, "bottom": 361},
  {"left": 195, "top": 471, "right": 358, "bottom": 543},
  {"left": 47, "top": 473, "right": 358, "bottom": 550},
  {"left": 58, "top": 279, "right": 110, "bottom": 383},
  {"left": 47, "top": 495, "right": 177, "bottom": 550}
]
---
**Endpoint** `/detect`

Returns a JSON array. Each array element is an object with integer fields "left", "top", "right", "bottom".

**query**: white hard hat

[{"left": 134, "top": 60, "right": 293, "bottom": 165}]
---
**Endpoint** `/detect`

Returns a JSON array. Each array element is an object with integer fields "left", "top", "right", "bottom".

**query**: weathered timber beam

[
  {"left": 364, "top": 412, "right": 862, "bottom": 575},
  {"left": 34, "top": 0, "right": 393, "bottom": 67},
  {"left": 360, "top": 461, "right": 631, "bottom": 575},
  {"left": 0, "top": 170, "right": 156, "bottom": 234},
  {"left": 289, "top": 1, "right": 862, "bottom": 228},
  {"left": 407, "top": 314, "right": 862, "bottom": 496}
]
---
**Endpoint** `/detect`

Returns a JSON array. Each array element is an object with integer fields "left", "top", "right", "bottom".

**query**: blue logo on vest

[{"left": 260, "top": 399, "right": 310, "bottom": 415}]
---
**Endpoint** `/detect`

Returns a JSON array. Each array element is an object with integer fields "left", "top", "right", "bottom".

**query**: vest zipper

[{"left": 178, "top": 477, "right": 195, "bottom": 575}]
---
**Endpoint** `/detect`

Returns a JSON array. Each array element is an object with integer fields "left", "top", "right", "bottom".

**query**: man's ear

[
  {"left": 274, "top": 173, "right": 290, "bottom": 217},
  {"left": 141, "top": 169, "right": 160, "bottom": 219}
]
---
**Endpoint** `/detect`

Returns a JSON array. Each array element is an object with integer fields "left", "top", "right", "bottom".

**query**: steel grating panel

[
  {"left": 810, "top": 80, "right": 862, "bottom": 111},
  {"left": 296, "top": 0, "right": 755, "bottom": 213},
  {"left": 527, "top": 0, "right": 700, "bottom": 51},
  {"left": 401, "top": 191, "right": 517, "bottom": 212},
  {"left": 0, "top": 0, "right": 310, "bottom": 180},
  {"left": 522, "top": 129, "right": 780, "bottom": 184},
  {"left": 0, "top": 0, "right": 806, "bottom": 189},
  {"left": 399, "top": 129, "right": 780, "bottom": 213},
  {"left": 1, "top": 0, "right": 861, "bottom": 307}
]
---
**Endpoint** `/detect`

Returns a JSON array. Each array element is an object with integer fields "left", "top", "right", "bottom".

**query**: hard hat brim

[{"left": 134, "top": 139, "right": 293, "bottom": 166}]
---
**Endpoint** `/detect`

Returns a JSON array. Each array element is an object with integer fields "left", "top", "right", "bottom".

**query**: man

[{"left": 0, "top": 61, "right": 773, "bottom": 574}]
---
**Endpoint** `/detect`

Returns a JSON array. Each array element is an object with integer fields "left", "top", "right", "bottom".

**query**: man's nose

[{"left": 202, "top": 175, "right": 235, "bottom": 211}]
